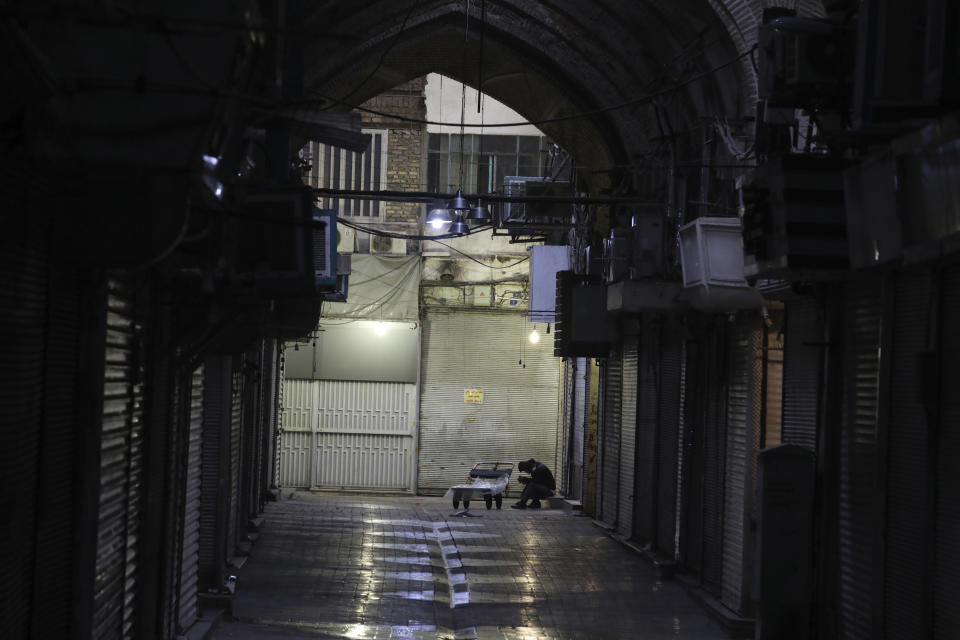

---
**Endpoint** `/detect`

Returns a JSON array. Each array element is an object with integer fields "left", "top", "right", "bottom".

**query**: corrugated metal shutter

[
  {"left": 419, "top": 310, "right": 562, "bottom": 495},
  {"left": 600, "top": 348, "right": 622, "bottom": 526},
  {"left": 701, "top": 324, "right": 725, "bottom": 595},
  {"left": 92, "top": 278, "right": 143, "bottom": 640},
  {"left": 633, "top": 322, "right": 657, "bottom": 543},
  {"left": 571, "top": 357, "right": 587, "bottom": 500},
  {"left": 782, "top": 298, "right": 821, "bottom": 451},
  {"left": 838, "top": 279, "right": 883, "bottom": 640},
  {"left": 315, "top": 380, "right": 415, "bottom": 490},
  {"left": 199, "top": 357, "right": 231, "bottom": 591},
  {"left": 0, "top": 239, "right": 46, "bottom": 638},
  {"left": 721, "top": 315, "right": 763, "bottom": 614},
  {"left": 177, "top": 366, "right": 204, "bottom": 632},
  {"left": 227, "top": 369, "right": 243, "bottom": 558},
  {"left": 935, "top": 266, "right": 960, "bottom": 638},
  {"left": 618, "top": 337, "right": 638, "bottom": 539},
  {"left": 656, "top": 318, "right": 684, "bottom": 558},
  {"left": 559, "top": 358, "right": 574, "bottom": 495}
]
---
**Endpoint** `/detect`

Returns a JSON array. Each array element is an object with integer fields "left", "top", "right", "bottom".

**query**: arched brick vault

[{"left": 299, "top": 0, "right": 783, "bottom": 195}]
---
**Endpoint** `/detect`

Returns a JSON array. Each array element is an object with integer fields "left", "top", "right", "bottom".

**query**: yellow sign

[{"left": 464, "top": 389, "right": 484, "bottom": 404}]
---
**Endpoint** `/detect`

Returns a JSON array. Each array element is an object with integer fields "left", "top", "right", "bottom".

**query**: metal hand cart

[{"left": 443, "top": 461, "right": 514, "bottom": 510}]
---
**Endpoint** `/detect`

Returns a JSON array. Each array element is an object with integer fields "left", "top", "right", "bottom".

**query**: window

[
  {"left": 300, "top": 129, "right": 388, "bottom": 218},
  {"left": 427, "top": 133, "right": 553, "bottom": 195}
]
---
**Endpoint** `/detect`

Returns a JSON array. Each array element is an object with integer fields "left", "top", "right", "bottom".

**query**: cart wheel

[
  {"left": 453, "top": 498, "right": 460, "bottom": 509},
  {"left": 495, "top": 495, "right": 503, "bottom": 509},
  {"left": 484, "top": 495, "right": 493, "bottom": 510},
  {"left": 463, "top": 500, "right": 470, "bottom": 509}
]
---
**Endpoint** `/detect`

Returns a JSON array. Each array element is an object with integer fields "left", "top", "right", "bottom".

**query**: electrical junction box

[{"left": 678, "top": 216, "right": 763, "bottom": 310}]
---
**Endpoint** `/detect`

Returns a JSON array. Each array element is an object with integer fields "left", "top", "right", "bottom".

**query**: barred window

[{"left": 301, "top": 129, "right": 388, "bottom": 218}]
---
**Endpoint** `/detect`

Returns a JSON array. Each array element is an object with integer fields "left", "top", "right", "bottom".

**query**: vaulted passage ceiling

[{"left": 298, "top": 0, "right": 760, "bottom": 192}]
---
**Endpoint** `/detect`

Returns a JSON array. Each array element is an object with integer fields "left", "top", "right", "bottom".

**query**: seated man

[{"left": 511, "top": 458, "right": 556, "bottom": 509}]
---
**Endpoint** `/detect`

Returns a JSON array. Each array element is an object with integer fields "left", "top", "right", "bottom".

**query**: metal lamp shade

[
  {"left": 467, "top": 200, "right": 491, "bottom": 224},
  {"left": 448, "top": 212, "right": 469, "bottom": 235},
  {"left": 447, "top": 188, "right": 471, "bottom": 212},
  {"left": 426, "top": 205, "right": 452, "bottom": 227}
]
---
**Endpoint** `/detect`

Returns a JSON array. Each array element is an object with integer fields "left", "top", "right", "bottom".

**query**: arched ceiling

[{"left": 299, "top": 0, "right": 755, "bottom": 194}]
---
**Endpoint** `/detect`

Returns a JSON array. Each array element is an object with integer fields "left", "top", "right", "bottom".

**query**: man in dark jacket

[{"left": 511, "top": 458, "right": 556, "bottom": 509}]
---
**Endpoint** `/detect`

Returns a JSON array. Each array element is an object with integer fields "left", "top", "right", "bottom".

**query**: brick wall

[{"left": 359, "top": 78, "right": 426, "bottom": 224}]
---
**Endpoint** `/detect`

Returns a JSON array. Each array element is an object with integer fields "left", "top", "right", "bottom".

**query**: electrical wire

[
  {"left": 425, "top": 237, "right": 531, "bottom": 268},
  {"left": 334, "top": 0, "right": 421, "bottom": 106}
]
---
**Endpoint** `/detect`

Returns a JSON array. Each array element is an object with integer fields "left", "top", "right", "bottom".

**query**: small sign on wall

[{"left": 464, "top": 389, "right": 484, "bottom": 404}]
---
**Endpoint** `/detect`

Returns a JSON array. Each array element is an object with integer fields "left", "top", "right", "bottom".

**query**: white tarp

[{"left": 323, "top": 254, "right": 420, "bottom": 321}]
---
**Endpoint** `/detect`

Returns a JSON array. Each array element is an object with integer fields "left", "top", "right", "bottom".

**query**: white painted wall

[{"left": 425, "top": 73, "right": 543, "bottom": 137}]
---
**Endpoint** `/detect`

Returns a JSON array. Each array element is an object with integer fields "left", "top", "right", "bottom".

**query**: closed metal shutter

[
  {"left": 559, "top": 358, "right": 575, "bottom": 495},
  {"left": 227, "top": 369, "right": 243, "bottom": 558},
  {"left": 782, "top": 298, "right": 821, "bottom": 451},
  {"left": 656, "top": 318, "right": 684, "bottom": 558},
  {"left": 883, "top": 270, "right": 933, "bottom": 637},
  {"left": 600, "top": 348, "right": 623, "bottom": 526},
  {"left": 838, "top": 279, "right": 883, "bottom": 640},
  {"left": 935, "top": 266, "right": 960, "bottom": 638},
  {"left": 0, "top": 240, "right": 46, "bottom": 638},
  {"left": 634, "top": 323, "right": 658, "bottom": 543},
  {"left": 571, "top": 357, "right": 587, "bottom": 500},
  {"left": 702, "top": 324, "right": 725, "bottom": 595},
  {"left": 177, "top": 366, "right": 204, "bottom": 632},
  {"left": 92, "top": 278, "right": 143, "bottom": 640},
  {"left": 315, "top": 380, "right": 416, "bottom": 490},
  {"left": 679, "top": 335, "right": 703, "bottom": 574},
  {"left": 618, "top": 337, "right": 639, "bottom": 539},
  {"left": 419, "top": 310, "right": 562, "bottom": 495},
  {"left": 199, "top": 357, "right": 231, "bottom": 591},
  {"left": 721, "top": 315, "right": 763, "bottom": 614}
]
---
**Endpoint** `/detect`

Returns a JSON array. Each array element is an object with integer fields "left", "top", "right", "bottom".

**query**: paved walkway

[{"left": 210, "top": 492, "right": 736, "bottom": 640}]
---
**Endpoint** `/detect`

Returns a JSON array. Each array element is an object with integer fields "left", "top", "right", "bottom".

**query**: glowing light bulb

[
  {"left": 429, "top": 218, "right": 446, "bottom": 230},
  {"left": 528, "top": 329, "right": 540, "bottom": 344}
]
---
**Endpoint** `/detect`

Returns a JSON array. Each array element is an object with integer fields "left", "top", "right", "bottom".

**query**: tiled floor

[{"left": 211, "top": 492, "right": 737, "bottom": 640}]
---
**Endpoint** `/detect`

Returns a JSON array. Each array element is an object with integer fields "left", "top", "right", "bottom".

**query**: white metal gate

[{"left": 279, "top": 379, "right": 416, "bottom": 491}]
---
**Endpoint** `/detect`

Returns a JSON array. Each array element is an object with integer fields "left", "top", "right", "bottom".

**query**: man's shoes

[
  {"left": 530, "top": 500, "right": 542, "bottom": 509},
  {"left": 510, "top": 502, "right": 527, "bottom": 509}
]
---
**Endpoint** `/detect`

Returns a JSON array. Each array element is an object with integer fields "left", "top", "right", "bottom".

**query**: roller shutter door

[
  {"left": 227, "top": 369, "right": 243, "bottom": 558},
  {"left": 721, "top": 315, "right": 763, "bottom": 614},
  {"left": 782, "top": 298, "right": 821, "bottom": 451},
  {"left": 92, "top": 278, "right": 143, "bottom": 640},
  {"left": 656, "top": 320, "right": 683, "bottom": 558},
  {"left": 838, "top": 279, "right": 883, "bottom": 640},
  {"left": 177, "top": 366, "right": 204, "bottom": 633},
  {"left": 935, "top": 266, "right": 960, "bottom": 638},
  {"left": 419, "top": 310, "right": 562, "bottom": 494},
  {"left": 0, "top": 239, "right": 46, "bottom": 638},
  {"left": 882, "top": 270, "right": 933, "bottom": 636},
  {"left": 599, "top": 348, "right": 622, "bottom": 527},
  {"left": 618, "top": 337, "right": 638, "bottom": 539},
  {"left": 701, "top": 324, "right": 725, "bottom": 595},
  {"left": 199, "top": 357, "right": 231, "bottom": 592},
  {"left": 633, "top": 323, "right": 658, "bottom": 543}
]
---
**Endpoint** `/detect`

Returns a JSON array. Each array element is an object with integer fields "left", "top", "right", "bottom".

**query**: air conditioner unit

[
  {"left": 758, "top": 14, "right": 851, "bottom": 108},
  {"left": 337, "top": 224, "right": 356, "bottom": 253},
  {"left": 502, "top": 177, "right": 572, "bottom": 233},
  {"left": 231, "top": 186, "right": 338, "bottom": 294},
  {"left": 740, "top": 155, "right": 848, "bottom": 280},
  {"left": 369, "top": 234, "right": 406, "bottom": 255},
  {"left": 553, "top": 271, "right": 619, "bottom": 357}
]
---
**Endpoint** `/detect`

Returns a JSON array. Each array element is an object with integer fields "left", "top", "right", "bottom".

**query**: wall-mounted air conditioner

[
  {"left": 369, "top": 235, "right": 407, "bottom": 255},
  {"left": 741, "top": 154, "right": 848, "bottom": 279},
  {"left": 231, "top": 186, "right": 338, "bottom": 294},
  {"left": 501, "top": 177, "right": 572, "bottom": 233},
  {"left": 678, "top": 216, "right": 763, "bottom": 310}
]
